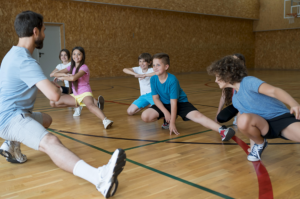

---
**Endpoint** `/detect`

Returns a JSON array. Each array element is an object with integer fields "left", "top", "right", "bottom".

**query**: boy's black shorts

[
  {"left": 150, "top": 102, "right": 198, "bottom": 121},
  {"left": 263, "top": 113, "right": 300, "bottom": 139}
]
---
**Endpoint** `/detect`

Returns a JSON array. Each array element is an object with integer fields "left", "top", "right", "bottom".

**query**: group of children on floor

[{"left": 51, "top": 47, "right": 300, "bottom": 162}]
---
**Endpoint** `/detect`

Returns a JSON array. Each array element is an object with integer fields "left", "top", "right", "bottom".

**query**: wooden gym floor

[{"left": 1, "top": 70, "right": 300, "bottom": 199}]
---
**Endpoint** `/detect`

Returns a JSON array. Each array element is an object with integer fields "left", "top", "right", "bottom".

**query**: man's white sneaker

[
  {"left": 73, "top": 106, "right": 83, "bottom": 117},
  {"left": 0, "top": 140, "right": 27, "bottom": 163},
  {"left": 98, "top": 96, "right": 105, "bottom": 110},
  {"left": 97, "top": 149, "right": 126, "bottom": 198},
  {"left": 103, "top": 118, "right": 113, "bottom": 129}
]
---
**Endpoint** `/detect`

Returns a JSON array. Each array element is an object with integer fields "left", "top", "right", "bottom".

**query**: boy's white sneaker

[
  {"left": 103, "top": 118, "right": 113, "bottom": 129},
  {"left": 97, "top": 149, "right": 126, "bottom": 198},
  {"left": 73, "top": 106, "right": 83, "bottom": 116},
  {"left": 0, "top": 140, "right": 27, "bottom": 163},
  {"left": 247, "top": 140, "right": 268, "bottom": 161},
  {"left": 98, "top": 96, "right": 105, "bottom": 110}
]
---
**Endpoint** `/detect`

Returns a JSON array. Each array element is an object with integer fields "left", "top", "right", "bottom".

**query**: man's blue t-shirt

[
  {"left": 0, "top": 46, "right": 47, "bottom": 130},
  {"left": 232, "top": 76, "right": 289, "bottom": 120},
  {"left": 150, "top": 73, "right": 188, "bottom": 104}
]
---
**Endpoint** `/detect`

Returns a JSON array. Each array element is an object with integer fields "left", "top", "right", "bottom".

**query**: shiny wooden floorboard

[{"left": 1, "top": 70, "right": 300, "bottom": 199}]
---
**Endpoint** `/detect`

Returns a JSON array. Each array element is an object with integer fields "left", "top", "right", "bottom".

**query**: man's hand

[{"left": 169, "top": 123, "right": 179, "bottom": 135}]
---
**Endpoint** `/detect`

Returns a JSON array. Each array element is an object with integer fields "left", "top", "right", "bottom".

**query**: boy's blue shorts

[{"left": 132, "top": 93, "right": 154, "bottom": 109}]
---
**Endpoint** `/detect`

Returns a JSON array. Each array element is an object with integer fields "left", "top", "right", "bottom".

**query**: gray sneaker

[
  {"left": 0, "top": 140, "right": 27, "bottom": 163},
  {"left": 247, "top": 139, "right": 268, "bottom": 161}
]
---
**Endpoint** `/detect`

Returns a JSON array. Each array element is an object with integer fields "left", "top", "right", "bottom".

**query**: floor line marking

[
  {"left": 231, "top": 136, "right": 273, "bottom": 199},
  {"left": 48, "top": 129, "right": 234, "bottom": 199}
]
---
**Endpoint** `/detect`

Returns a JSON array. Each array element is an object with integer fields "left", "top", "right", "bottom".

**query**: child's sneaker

[
  {"left": 97, "top": 149, "right": 126, "bottom": 198},
  {"left": 161, "top": 119, "right": 169, "bottom": 129},
  {"left": 103, "top": 118, "right": 113, "bottom": 129},
  {"left": 73, "top": 106, "right": 83, "bottom": 116},
  {"left": 0, "top": 140, "right": 27, "bottom": 163},
  {"left": 233, "top": 116, "right": 237, "bottom": 125},
  {"left": 219, "top": 125, "right": 235, "bottom": 141},
  {"left": 247, "top": 139, "right": 268, "bottom": 161},
  {"left": 98, "top": 96, "right": 105, "bottom": 110}
]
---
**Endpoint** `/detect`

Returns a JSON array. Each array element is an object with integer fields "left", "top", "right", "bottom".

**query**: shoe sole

[
  {"left": 105, "top": 149, "right": 126, "bottom": 198},
  {"left": 105, "top": 121, "right": 113, "bottom": 129},
  {"left": 98, "top": 96, "right": 105, "bottom": 110},
  {"left": 222, "top": 128, "right": 235, "bottom": 141},
  {"left": 161, "top": 125, "right": 169, "bottom": 130},
  {"left": 0, "top": 149, "right": 26, "bottom": 164}
]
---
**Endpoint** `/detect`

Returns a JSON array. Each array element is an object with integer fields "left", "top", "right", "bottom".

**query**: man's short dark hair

[
  {"left": 14, "top": 11, "right": 43, "bottom": 37},
  {"left": 152, "top": 53, "right": 170, "bottom": 65}
]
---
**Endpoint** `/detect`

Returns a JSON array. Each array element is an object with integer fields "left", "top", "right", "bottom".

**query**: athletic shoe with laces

[
  {"left": 97, "top": 148, "right": 126, "bottom": 198},
  {"left": 73, "top": 106, "right": 83, "bottom": 117},
  {"left": 247, "top": 139, "right": 268, "bottom": 161},
  {"left": 103, "top": 118, "right": 113, "bottom": 129},
  {"left": 161, "top": 119, "right": 169, "bottom": 129},
  {"left": 0, "top": 140, "right": 27, "bottom": 163},
  {"left": 219, "top": 125, "right": 235, "bottom": 141},
  {"left": 98, "top": 96, "right": 105, "bottom": 110}
]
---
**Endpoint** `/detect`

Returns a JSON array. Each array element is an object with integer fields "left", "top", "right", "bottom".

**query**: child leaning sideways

[
  {"left": 207, "top": 55, "right": 300, "bottom": 161},
  {"left": 123, "top": 53, "right": 156, "bottom": 115},
  {"left": 50, "top": 46, "right": 113, "bottom": 129},
  {"left": 141, "top": 53, "right": 235, "bottom": 141}
]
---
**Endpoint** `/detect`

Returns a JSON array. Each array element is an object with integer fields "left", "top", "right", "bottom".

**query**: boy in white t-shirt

[
  {"left": 50, "top": 49, "right": 82, "bottom": 116},
  {"left": 123, "top": 53, "right": 156, "bottom": 115}
]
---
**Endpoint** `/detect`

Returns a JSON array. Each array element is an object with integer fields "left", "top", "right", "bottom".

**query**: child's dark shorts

[
  {"left": 150, "top": 102, "right": 198, "bottom": 121},
  {"left": 61, "top": 86, "right": 72, "bottom": 94},
  {"left": 263, "top": 113, "right": 300, "bottom": 139}
]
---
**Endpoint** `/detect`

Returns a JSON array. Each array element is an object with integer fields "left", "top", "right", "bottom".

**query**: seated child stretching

[
  {"left": 50, "top": 46, "right": 113, "bottom": 129},
  {"left": 215, "top": 54, "right": 245, "bottom": 124},
  {"left": 141, "top": 53, "right": 235, "bottom": 141},
  {"left": 49, "top": 49, "right": 82, "bottom": 117},
  {"left": 123, "top": 53, "right": 155, "bottom": 115},
  {"left": 207, "top": 55, "right": 300, "bottom": 161}
]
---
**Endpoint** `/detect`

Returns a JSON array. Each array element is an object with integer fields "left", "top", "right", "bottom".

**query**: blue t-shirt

[
  {"left": 150, "top": 73, "right": 188, "bottom": 104},
  {"left": 232, "top": 76, "right": 289, "bottom": 120},
  {"left": 0, "top": 46, "right": 47, "bottom": 130}
]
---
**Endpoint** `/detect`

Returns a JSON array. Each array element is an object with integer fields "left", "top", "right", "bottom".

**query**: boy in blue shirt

[
  {"left": 141, "top": 53, "right": 235, "bottom": 141},
  {"left": 207, "top": 55, "right": 300, "bottom": 161}
]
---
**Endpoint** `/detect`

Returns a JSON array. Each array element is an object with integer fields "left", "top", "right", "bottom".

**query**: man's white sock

[{"left": 73, "top": 160, "right": 100, "bottom": 186}]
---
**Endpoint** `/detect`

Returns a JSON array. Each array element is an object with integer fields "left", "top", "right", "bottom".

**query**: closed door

[{"left": 32, "top": 25, "right": 62, "bottom": 80}]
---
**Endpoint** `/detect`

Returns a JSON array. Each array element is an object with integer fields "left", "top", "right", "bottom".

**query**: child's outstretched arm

[
  {"left": 58, "top": 70, "right": 85, "bottom": 82},
  {"left": 145, "top": 72, "right": 156, "bottom": 77},
  {"left": 52, "top": 68, "right": 70, "bottom": 77},
  {"left": 123, "top": 68, "right": 144, "bottom": 78},
  {"left": 259, "top": 83, "right": 300, "bottom": 119},
  {"left": 170, "top": 99, "right": 179, "bottom": 135},
  {"left": 50, "top": 68, "right": 59, "bottom": 77},
  {"left": 215, "top": 91, "right": 225, "bottom": 122}
]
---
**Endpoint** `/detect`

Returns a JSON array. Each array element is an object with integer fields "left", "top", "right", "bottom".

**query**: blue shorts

[{"left": 132, "top": 93, "right": 154, "bottom": 109}]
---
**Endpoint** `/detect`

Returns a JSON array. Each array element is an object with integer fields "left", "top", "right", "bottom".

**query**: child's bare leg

[
  {"left": 50, "top": 95, "right": 77, "bottom": 108},
  {"left": 281, "top": 122, "right": 300, "bottom": 141},
  {"left": 237, "top": 113, "right": 269, "bottom": 144},
  {"left": 186, "top": 110, "right": 220, "bottom": 132},
  {"left": 141, "top": 108, "right": 159, "bottom": 123},
  {"left": 127, "top": 104, "right": 141, "bottom": 116},
  {"left": 83, "top": 96, "right": 105, "bottom": 120}
]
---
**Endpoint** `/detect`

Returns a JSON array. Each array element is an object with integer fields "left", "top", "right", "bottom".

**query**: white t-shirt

[
  {"left": 132, "top": 67, "right": 154, "bottom": 95},
  {"left": 56, "top": 62, "right": 71, "bottom": 87}
]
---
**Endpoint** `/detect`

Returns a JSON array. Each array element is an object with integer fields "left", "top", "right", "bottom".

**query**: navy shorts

[
  {"left": 150, "top": 102, "right": 198, "bottom": 121},
  {"left": 263, "top": 113, "right": 300, "bottom": 139}
]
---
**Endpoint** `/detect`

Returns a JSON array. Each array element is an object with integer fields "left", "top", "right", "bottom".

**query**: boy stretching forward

[{"left": 141, "top": 53, "right": 235, "bottom": 141}]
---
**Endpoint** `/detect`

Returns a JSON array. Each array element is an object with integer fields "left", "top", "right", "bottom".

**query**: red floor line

[{"left": 231, "top": 135, "right": 273, "bottom": 199}]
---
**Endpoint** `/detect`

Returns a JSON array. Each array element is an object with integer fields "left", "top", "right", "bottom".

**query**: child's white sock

[
  {"left": 73, "top": 160, "right": 99, "bottom": 186},
  {"left": 256, "top": 139, "right": 265, "bottom": 147}
]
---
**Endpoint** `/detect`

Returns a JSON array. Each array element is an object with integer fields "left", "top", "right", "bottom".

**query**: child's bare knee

[
  {"left": 237, "top": 114, "right": 251, "bottom": 130},
  {"left": 141, "top": 113, "right": 151, "bottom": 122},
  {"left": 42, "top": 113, "right": 52, "bottom": 128}
]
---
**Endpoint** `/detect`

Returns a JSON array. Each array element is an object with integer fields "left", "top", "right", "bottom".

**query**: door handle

[{"left": 39, "top": 52, "right": 44, "bottom": 58}]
